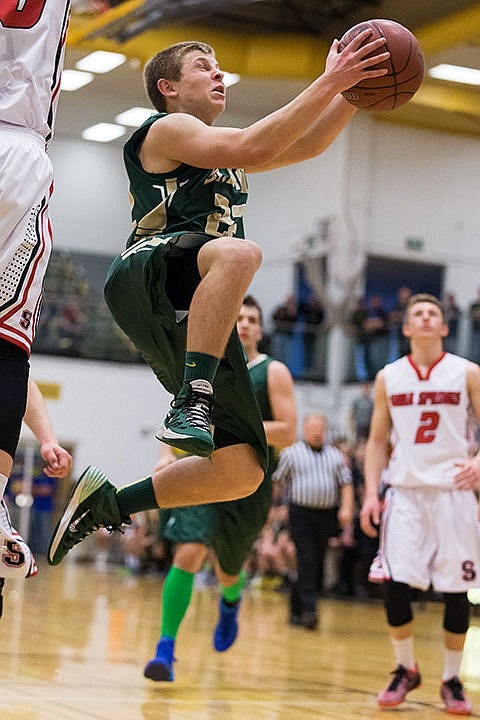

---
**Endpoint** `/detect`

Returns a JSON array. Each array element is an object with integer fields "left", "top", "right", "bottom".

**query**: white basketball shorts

[
  {"left": 378, "top": 485, "right": 480, "bottom": 593},
  {"left": 0, "top": 126, "right": 54, "bottom": 354}
]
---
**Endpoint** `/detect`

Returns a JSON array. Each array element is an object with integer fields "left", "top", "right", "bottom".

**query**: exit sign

[{"left": 405, "top": 236, "right": 424, "bottom": 251}]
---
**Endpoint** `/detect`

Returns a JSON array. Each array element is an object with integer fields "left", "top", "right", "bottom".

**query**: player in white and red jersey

[
  {"left": 0, "top": 1, "right": 70, "bottom": 601},
  {"left": 360, "top": 293, "right": 480, "bottom": 714}
]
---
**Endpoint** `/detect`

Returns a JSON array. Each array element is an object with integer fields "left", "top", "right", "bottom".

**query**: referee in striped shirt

[{"left": 273, "top": 412, "right": 354, "bottom": 628}]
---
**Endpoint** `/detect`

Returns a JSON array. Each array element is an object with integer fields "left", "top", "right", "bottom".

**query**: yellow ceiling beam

[
  {"left": 68, "top": 3, "right": 480, "bottom": 74},
  {"left": 67, "top": 18, "right": 329, "bottom": 78},
  {"left": 67, "top": 0, "right": 145, "bottom": 46},
  {"left": 377, "top": 81, "right": 480, "bottom": 138},
  {"left": 415, "top": 3, "right": 480, "bottom": 56},
  {"left": 410, "top": 81, "right": 480, "bottom": 115},
  {"left": 376, "top": 106, "right": 480, "bottom": 138}
]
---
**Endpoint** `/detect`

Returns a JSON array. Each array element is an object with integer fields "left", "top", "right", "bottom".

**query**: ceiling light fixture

[
  {"left": 76, "top": 50, "right": 127, "bottom": 74},
  {"left": 115, "top": 107, "right": 154, "bottom": 127},
  {"left": 82, "top": 123, "right": 127, "bottom": 143},
  {"left": 60, "top": 69, "right": 94, "bottom": 91},
  {"left": 428, "top": 63, "right": 480, "bottom": 86},
  {"left": 223, "top": 72, "right": 241, "bottom": 88}
]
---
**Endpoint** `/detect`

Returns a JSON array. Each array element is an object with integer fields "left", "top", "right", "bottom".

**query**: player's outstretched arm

[
  {"left": 142, "top": 30, "right": 389, "bottom": 174},
  {"left": 454, "top": 362, "right": 480, "bottom": 490},
  {"left": 360, "top": 371, "right": 391, "bottom": 537}
]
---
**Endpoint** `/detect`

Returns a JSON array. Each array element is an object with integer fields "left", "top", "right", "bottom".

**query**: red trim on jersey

[
  {"left": 407, "top": 352, "right": 447, "bottom": 381},
  {"left": 0, "top": 186, "right": 52, "bottom": 354},
  {"left": 45, "top": 3, "right": 70, "bottom": 143},
  {"left": 1, "top": 198, "right": 50, "bottom": 323}
]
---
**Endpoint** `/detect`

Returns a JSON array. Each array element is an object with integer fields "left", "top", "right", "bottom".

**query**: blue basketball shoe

[
  {"left": 144, "top": 637, "right": 175, "bottom": 682},
  {"left": 213, "top": 597, "right": 241, "bottom": 652}
]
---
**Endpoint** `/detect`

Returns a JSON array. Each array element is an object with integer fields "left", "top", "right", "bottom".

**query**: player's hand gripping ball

[{"left": 339, "top": 19, "right": 424, "bottom": 111}]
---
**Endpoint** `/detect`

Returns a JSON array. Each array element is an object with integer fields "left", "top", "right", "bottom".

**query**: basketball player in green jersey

[
  {"left": 144, "top": 296, "right": 297, "bottom": 681},
  {"left": 48, "top": 37, "right": 389, "bottom": 568}
]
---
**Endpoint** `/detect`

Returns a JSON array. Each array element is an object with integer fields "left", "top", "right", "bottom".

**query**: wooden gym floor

[{"left": 1, "top": 560, "right": 480, "bottom": 720}]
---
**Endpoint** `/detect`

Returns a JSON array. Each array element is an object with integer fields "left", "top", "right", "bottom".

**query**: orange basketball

[{"left": 339, "top": 19, "right": 424, "bottom": 111}]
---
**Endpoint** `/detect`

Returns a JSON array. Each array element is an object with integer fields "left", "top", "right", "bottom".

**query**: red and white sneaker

[
  {"left": 377, "top": 664, "right": 421, "bottom": 707},
  {"left": 441, "top": 677, "right": 472, "bottom": 715},
  {"left": 0, "top": 499, "right": 37, "bottom": 579}
]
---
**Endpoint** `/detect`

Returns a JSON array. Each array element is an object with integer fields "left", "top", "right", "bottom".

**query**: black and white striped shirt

[{"left": 273, "top": 441, "right": 352, "bottom": 508}]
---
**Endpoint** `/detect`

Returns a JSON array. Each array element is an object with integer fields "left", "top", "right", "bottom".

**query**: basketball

[{"left": 339, "top": 19, "right": 424, "bottom": 111}]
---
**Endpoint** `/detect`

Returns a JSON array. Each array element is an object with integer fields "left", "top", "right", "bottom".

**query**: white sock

[
  {"left": 442, "top": 649, "right": 463, "bottom": 681},
  {"left": 391, "top": 636, "right": 415, "bottom": 670},
  {"left": 0, "top": 474, "right": 8, "bottom": 501}
]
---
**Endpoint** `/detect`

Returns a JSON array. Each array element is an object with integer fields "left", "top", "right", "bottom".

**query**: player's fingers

[
  {"left": 364, "top": 523, "right": 378, "bottom": 538},
  {"left": 44, "top": 466, "right": 62, "bottom": 477},
  {"left": 360, "top": 51, "right": 390, "bottom": 72},
  {"left": 344, "top": 28, "right": 373, "bottom": 52},
  {"left": 359, "top": 36, "right": 388, "bottom": 54},
  {"left": 43, "top": 449, "right": 59, "bottom": 468},
  {"left": 360, "top": 514, "right": 376, "bottom": 537}
]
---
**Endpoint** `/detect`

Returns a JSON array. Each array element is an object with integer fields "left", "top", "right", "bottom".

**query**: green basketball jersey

[{"left": 123, "top": 113, "right": 248, "bottom": 247}]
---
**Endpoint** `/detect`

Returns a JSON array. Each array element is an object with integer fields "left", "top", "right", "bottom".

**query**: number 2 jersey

[
  {"left": 385, "top": 352, "right": 470, "bottom": 488},
  {"left": 123, "top": 113, "right": 248, "bottom": 247},
  {"left": 0, "top": 0, "right": 70, "bottom": 142}
]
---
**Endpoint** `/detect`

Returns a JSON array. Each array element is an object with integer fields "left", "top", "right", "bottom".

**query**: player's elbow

[
  {"left": 284, "top": 425, "right": 297, "bottom": 447},
  {"left": 238, "top": 136, "right": 278, "bottom": 167}
]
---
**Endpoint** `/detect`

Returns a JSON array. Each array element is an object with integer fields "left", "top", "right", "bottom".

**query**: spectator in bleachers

[
  {"left": 334, "top": 441, "right": 379, "bottom": 600},
  {"left": 349, "top": 382, "right": 374, "bottom": 442},
  {"left": 248, "top": 503, "right": 296, "bottom": 592},
  {"left": 271, "top": 294, "right": 298, "bottom": 365},
  {"left": 363, "top": 295, "right": 390, "bottom": 380},
  {"left": 443, "top": 291, "right": 461, "bottom": 354},
  {"left": 388, "top": 286, "right": 412, "bottom": 361},
  {"left": 349, "top": 298, "right": 369, "bottom": 382},
  {"left": 299, "top": 293, "right": 325, "bottom": 375},
  {"left": 54, "top": 297, "right": 88, "bottom": 357}
]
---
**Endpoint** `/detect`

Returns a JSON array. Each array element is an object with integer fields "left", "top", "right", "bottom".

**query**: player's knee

[
  {"left": 174, "top": 543, "right": 208, "bottom": 573},
  {"left": 235, "top": 462, "right": 263, "bottom": 498},
  {"left": 0, "top": 339, "right": 29, "bottom": 458},
  {"left": 241, "top": 239, "right": 262, "bottom": 271},
  {"left": 443, "top": 592, "right": 470, "bottom": 634},
  {"left": 383, "top": 580, "right": 414, "bottom": 627},
  {"left": 240, "top": 474, "right": 263, "bottom": 498},
  {"left": 223, "top": 239, "right": 262, "bottom": 275}
]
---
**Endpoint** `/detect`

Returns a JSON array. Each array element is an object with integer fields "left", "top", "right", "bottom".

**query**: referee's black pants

[{"left": 288, "top": 503, "right": 338, "bottom": 618}]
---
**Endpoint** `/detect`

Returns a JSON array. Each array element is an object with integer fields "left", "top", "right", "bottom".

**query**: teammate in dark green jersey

[
  {"left": 144, "top": 296, "right": 297, "bottom": 681},
  {"left": 48, "top": 36, "right": 389, "bottom": 569}
]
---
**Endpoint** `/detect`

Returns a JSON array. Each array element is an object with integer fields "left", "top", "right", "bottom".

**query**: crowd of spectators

[
  {"left": 33, "top": 250, "right": 142, "bottom": 363},
  {"left": 32, "top": 258, "right": 480, "bottom": 380},
  {"left": 270, "top": 286, "right": 480, "bottom": 382}
]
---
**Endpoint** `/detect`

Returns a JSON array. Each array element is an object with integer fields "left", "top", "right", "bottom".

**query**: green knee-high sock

[
  {"left": 116, "top": 476, "right": 158, "bottom": 516},
  {"left": 184, "top": 352, "right": 220, "bottom": 385},
  {"left": 161, "top": 566, "right": 195, "bottom": 639},
  {"left": 221, "top": 570, "right": 247, "bottom": 606}
]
